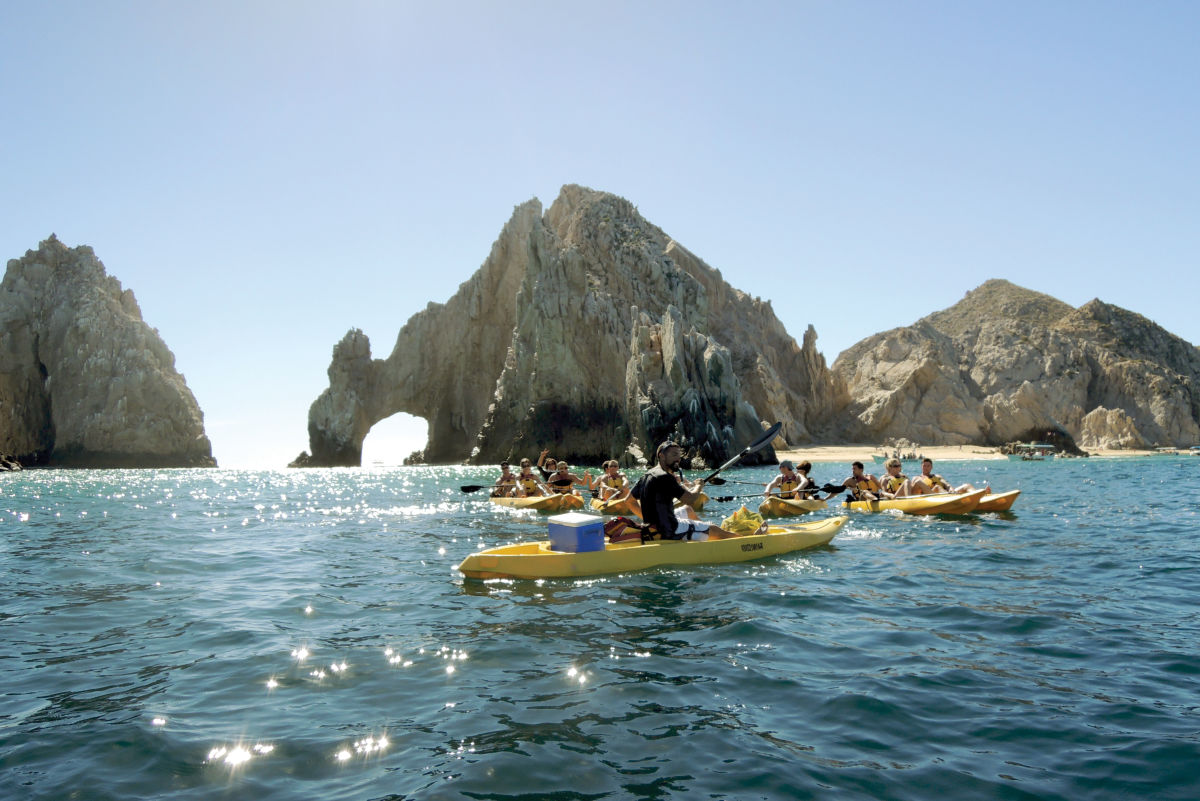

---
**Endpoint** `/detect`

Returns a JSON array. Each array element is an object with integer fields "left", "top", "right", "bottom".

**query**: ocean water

[{"left": 2, "top": 457, "right": 1198, "bottom": 801}]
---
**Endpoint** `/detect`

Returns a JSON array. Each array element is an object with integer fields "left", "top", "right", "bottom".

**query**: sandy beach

[{"left": 775, "top": 444, "right": 1177, "bottom": 464}]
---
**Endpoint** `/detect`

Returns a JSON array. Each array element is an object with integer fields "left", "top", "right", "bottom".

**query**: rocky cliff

[
  {"left": 831, "top": 279, "right": 1200, "bottom": 450},
  {"left": 0, "top": 236, "right": 215, "bottom": 467},
  {"left": 297, "top": 185, "right": 843, "bottom": 467}
]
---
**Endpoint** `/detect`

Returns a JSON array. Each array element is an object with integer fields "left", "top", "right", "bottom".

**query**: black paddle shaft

[{"left": 699, "top": 422, "right": 783, "bottom": 485}]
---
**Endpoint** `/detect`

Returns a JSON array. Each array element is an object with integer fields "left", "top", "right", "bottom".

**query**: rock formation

[
  {"left": 0, "top": 236, "right": 216, "bottom": 467},
  {"left": 296, "top": 185, "right": 843, "bottom": 467},
  {"left": 831, "top": 279, "right": 1200, "bottom": 450}
]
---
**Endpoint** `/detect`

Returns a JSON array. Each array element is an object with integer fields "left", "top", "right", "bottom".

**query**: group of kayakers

[
  {"left": 490, "top": 446, "right": 988, "bottom": 541},
  {"left": 764, "top": 457, "right": 985, "bottom": 502},
  {"left": 491, "top": 451, "right": 630, "bottom": 500},
  {"left": 836, "top": 458, "right": 985, "bottom": 501},
  {"left": 489, "top": 442, "right": 760, "bottom": 540}
]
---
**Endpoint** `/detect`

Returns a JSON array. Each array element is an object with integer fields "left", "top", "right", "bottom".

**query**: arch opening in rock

[{"left": 361, "top": 412, "right": 429, "bottom": 466}]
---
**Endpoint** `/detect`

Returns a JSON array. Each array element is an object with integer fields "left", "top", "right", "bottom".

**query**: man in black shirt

[{"left": 638, "top": 440, "right": 764, "bottom": 540}]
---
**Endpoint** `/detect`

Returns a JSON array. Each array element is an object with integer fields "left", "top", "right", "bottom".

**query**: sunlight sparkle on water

[
  {"left": 354, "top": 735, "right": 387, "bottom": 753},
  {"left": 207, "top": 743, "right": 273, "bottom": 768},
  {"left": 335, "top": 735, "right": 389, "bottom": 762}
]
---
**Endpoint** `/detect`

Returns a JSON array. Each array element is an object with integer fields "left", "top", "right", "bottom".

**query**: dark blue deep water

[{"left": 2, "top": 457, "right": 1199, "bottom": 800}]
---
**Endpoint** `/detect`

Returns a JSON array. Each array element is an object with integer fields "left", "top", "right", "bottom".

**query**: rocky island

[
  {"left": 294, "top": 185, "right": 841, "bottom": 468},
  {"left": 0, "top": 236, "right": 216, "bottom": 468},
  {"left": 297, "top": 187, "right": 1199, "bottom": 467}
]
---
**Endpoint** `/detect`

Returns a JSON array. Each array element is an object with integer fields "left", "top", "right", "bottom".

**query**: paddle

[
  {"left": 461, "top": 481, "right": 552, "bottom": 494},
  {"left": 547, "top": 477, "right": 592, "bottom": 491},
  {"left": 698, "top": 422, "right": 783, "bottom": 486},
  {"left": 711, "top": 492, "right": 765, "bottom": 503},
  {"left": 712, "top": 489, "right": 829, "bottom": 503}
]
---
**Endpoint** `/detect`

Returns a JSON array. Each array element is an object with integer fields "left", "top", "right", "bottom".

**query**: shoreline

[{"left": 774, "top": 444, "right": 1187, "bottom": 464}]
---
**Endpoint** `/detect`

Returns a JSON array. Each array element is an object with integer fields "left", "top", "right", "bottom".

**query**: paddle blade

[
  {"left": 702, "top": 421, "right": 784, "bottom": 484},
  {"left": 460, "top": 485, "right": 487, "bottom": 493},
  {"left": 745, "top": 421, "right": 784, "bottom": 456}
]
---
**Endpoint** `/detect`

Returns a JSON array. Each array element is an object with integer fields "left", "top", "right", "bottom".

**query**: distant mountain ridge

[{"left": 832, "top": 279, "right": 1200, "bottom": 450}]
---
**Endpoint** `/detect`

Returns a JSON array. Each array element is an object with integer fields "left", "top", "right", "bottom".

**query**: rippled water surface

[{"left": 2, "top": 457, "right": 1199, "bottom": 800}]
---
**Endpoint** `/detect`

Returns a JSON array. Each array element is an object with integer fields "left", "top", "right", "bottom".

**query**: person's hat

[
  {"left": 656, "top": 440, "right": 681, "bottom": 455},
  {"left": 780, "top": 460, "right": 794, "bottom": 470}
]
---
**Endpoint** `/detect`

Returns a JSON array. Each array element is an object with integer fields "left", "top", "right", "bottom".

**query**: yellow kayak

[
  {"left": 590, "top": 496, "right": 641, "bottom": 517},
  {"left": 975, "top": 490, "right": 1021, "bottom": 512},
  {"left": 588, "top": 495, "right": 706, "bottom": 518},
  {"left": 458, "top": 516, "right": 848, "bottom": 580},
  {"left": 491, "top": 494, "right": 584, "bottom": 513},
  {"left": 758, "top": 495, "right": 827, "bottom": 518},
  {"left": 843, "top": 487, "right": 987, "bottom": 515}
]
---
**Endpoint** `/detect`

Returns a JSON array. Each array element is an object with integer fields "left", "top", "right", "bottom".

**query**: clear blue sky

[{"left": 3, "top": 1, "right": 1197, "bottom": 467}]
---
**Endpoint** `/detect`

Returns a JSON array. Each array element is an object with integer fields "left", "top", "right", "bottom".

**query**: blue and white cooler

[{"left": 547, "top": 512, "right": 605, "bottom": 552}]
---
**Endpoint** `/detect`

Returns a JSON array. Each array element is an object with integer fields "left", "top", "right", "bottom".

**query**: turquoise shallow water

[{"left": 2, "top": 457, "right": 1198, "bottom": 800}]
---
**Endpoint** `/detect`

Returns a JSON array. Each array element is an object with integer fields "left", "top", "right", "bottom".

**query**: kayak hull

[
  {"left": 975, "top": 490, "right": 1020, "bottom": 512},
  {"left": 758, "top": 495, "right": 827, "bottom": 518},
  {"left": 491, "top": 494, "right": 584, "bottom": 513},
  {"left": 590, "top": 496, "right": 641, "bottom": 517},
  {"left": 458, "top": 516, "right": 847, "bottom": 580},
  {"left": 843, "top": 488, "right": 987, "bottom": 515}
]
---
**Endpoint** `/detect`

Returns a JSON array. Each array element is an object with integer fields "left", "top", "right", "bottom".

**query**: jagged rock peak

[
  {"left": 299, "top": 184, "right": 840, "bottom": 466},
  {"left": 0, "top": 236, "right": 215, "bottom": 467}
]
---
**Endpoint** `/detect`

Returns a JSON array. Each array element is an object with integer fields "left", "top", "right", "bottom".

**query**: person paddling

[
  {"left": 490, "top": 461, "right": 517, "bottom": 498},
  {"left": 637, "top": 440, "right": 764, "bottom": 540},
  {"left": 910, "top": 458, "right": 988, "bottom": 495},
  {"left": 515, "top": 458, "right": 548, "bottom": 497},
  {"left": 764, "top": 460, "right": 816, "bottom": 500},
  {"left": 836, "top": 461, "right": 883, "bottom": 501},
  {"left": 547, "top": 461, "right": 589, "bottom": 495},
  {"left": 595, "top": 460, "right": 630, "bottom": 501},
  {"left": 878, "top": 457, "right": 914, "bottom": 498}
]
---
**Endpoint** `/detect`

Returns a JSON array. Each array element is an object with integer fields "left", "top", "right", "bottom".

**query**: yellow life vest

[
  {"left": 883, "top": 474, "right": 906, "bottom": 493},
  {"left": 924, "top": 473, "right": 949, "bottom": 491},
  {"left": 779, "top": 475, "right": 800, "bottom": 497},
  {"left": 603, "top": 474, "right": 624, "bottom": 489},
  {"left": 518, "top": 475, "right": 540, "bottom": 493}
]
